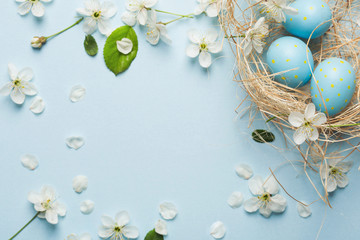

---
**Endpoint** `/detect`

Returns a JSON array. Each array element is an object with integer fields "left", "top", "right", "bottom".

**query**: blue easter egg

[
  {"left": 311, "top": 58, "right": 356, "bottom": 116},
  {"left": 283, "top": 0, "right": 332, "bottom": 39},
  {"left": 266, "top": 36, "right": 314, "bottom": 88}
]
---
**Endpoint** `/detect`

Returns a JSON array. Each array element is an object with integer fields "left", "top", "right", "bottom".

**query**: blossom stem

[
  {"left": 45, "top": 17, "right": 84, "bottom": 40},
  {"left": 9, "top": 212, "right": 40, "bottom": 240},
  {"left": 152, "top": 9, "right": 194, "bottom": 18},
  {"left": 162, "top": 16, "right": 186, "bottom": 25},
  {"left": 225, "top": 34, "right": 246, "bottom": 38},
  {"left": 328, "top": 123, "right": 360, "bottom": 127}
]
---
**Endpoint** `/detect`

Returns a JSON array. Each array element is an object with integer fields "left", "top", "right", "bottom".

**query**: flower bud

[{"left": 31, "top": 36, "right": 47, "bottom": 49}]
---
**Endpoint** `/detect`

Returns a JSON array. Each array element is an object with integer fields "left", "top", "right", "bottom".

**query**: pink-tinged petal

[
  {"left": 10, "top": 87, "right": 25, "bottom": 104},
  {"left": 17, "top": 2, "right": 32, "bottom": 15},
  {"left": 31, "top": 2, "right": 45, "bottom": 17},
  {"left": 18, "top": 67, "right": 34, "bottom": 82},
  {"left": 122, "top": 225, "right": 139, "bottom": 239},
  {"left": 248, "top": 175, "right": 264, "bottom": 195},
  {"left": 288, "top": 112, "right": 304, "bottom": 127},
  {"left": 199, "top": 51, "right": 212, "bottom": 68},
  {"left": 186, "top": 44, "right": 200, "bottom": 58},
  {"left": 304, "top": 103, "right": 316, "bottom": 120},
  {"left": 243, "top": 197, "right": 261, "bottom": 212},
  {"left": 263, "top": 176, "right": 279, "bottom": 195},
  {"left": 45, "top": 209, "right": 59, "bottom": 224},
  {"left": 115, "top": 211, "right": 130, "bottom": 226},
  {"left": 268, "top": 194, "right": 287, "bottom": 213},
  {"left": 0, "top": 83, "right": 13, "bottom": 96},
  {"left": 8, "top": 63, "right": 18, "bottom": 81}
]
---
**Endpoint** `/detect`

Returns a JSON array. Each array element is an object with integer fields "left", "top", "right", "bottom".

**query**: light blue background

[{"left": 1, "top": 0, "right": 359, "bottom": 240}]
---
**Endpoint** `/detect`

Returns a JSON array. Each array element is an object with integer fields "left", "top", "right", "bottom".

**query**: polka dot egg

[
  {"left": 283, "top": 0, "right": 332, "bottom": 39},
  {"left": 266, "top": 36, "right": 314, "bottom": 88},
  {"left": 311, "top": 58, "right": 356, "bottom": 116}
]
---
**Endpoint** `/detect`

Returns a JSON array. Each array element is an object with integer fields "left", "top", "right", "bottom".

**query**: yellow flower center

[{"left": 93, "top": 11, "right": 101, "bottom": 19}]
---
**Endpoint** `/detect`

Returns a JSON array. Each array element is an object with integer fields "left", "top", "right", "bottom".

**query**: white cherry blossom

[
  {"left": 186, "top": 29, "right": 222, "bottom": 68},
  {"left": 121, "top": 0, "right": 158, "bottom": 26},
  {"left": 146, "top": 10, "right": 171, "bottom": 45},
  {"left": 16, "top": 0, "right": 52, "bottom": 17},
  {"left": 194, "top": 0, "right": 225, "bottom": 17},
  {"left": 0, "top": 63, "right": 37, "bottom": 104},
  {"left": 321, "top": 159, "right": 353, "bottom": 192},
  {"left": 243, "top": 176, "right": 287, "bottom": 217},
  {"left": 27, "top": 185, "right": 66, "bottom": 224},
  {"left": 77, "top": 0, "right": 117, "bottom": 35},
  {"left": 288, "top": 103, "right": 327, "bottom": 145},
  {"left": 243, "top": 17, "right": 269, "bottom": 56},
  {"left": 257, "top": 0, "right": 298, "bottom": 23},
  {"left": 210, "top": 221, "right": 226, "bottom": 239},
  {"left": 98, "top": 211, "right": 139, "bottom": 239}
]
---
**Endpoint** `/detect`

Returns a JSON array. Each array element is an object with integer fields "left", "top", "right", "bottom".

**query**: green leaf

[
  {"left": 252, "top": 129, "right": 275, "bottom": 143},
  {"left": 84, "top": 35, "right": 98, "bottom": 56},
  {"left": 144, "top": 229, "right": 164, "bottom": 240},
  {"left": 103, "top": 26, "right": 138, "bottom": 75}
]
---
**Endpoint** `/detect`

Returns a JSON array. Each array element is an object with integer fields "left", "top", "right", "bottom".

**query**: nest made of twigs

[{"left": 219, "top": 0, "right": 360, "bottom": 206}]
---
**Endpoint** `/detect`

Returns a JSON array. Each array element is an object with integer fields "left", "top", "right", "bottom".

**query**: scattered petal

[
  {"left": 116, "top": 38, "right": 133, "bottom": 54},
  {"left": 21, "top": 154, "right": 39, "bottom": 170},
  {"left": 235, "top": 164, "right": 253, "bottom": 179},
  {"left": 70, "top": 85, "right": 86, "bottom": 102},
  {"left": 155, "top": 219, "right": 167, "bottom": 235},
  {"left": 227, "top": 191, "right": 243, "bottom": 208},
  {"left": 66, "top": 136, "right": 85, "bottom": 150},
  {"left": 29, "top": 96, "right": 45, "bottom": 114},
  {"left": 80, "top": 200, "right": 95, "bottom": 215},
  {"left": 297, "top": 202, "right": 311, "bottom": 218},
  {"left": 72, "top": 175, "right": 88, "bottom": 193},
  {"left": 210, "top": 221, "right": 226, "bottom": 239},
  {"left": 159, "top": 202, "right": 178, "bottom": 220}
]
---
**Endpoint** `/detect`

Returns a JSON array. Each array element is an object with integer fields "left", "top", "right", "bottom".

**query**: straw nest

[{"left": 219, "top": 0, "right": 360, "bottom": 206}]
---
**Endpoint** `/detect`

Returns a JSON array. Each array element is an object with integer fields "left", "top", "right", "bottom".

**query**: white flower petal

[
  {"left": 54, "top": 202, "right": 67, "bottom": 216},
  {"left": 79, "top": 233, "right": 92, "bottom": 240},
  {"left": 17, "top": 2, "right": 32, "bottom": 15},
  {"left": 72, "top": 175, "right": 88, "bottom": 193},
  {"left": 10, "top": 87, "right": 25, "bottom": 104},
  {"left": 29, "top": 96, "right": 45, "bottom": 114},
  {"left": 98, "top": 225, "right": 114, "bottom": 238},
  {"left": 297, "top": 202, "right": 311, "bottom": 218},
  {"left": 263, "top": 176, "right": 279, "bottom": 195},
  {"left": 205, "top": 29, "right": 218, "bottom": 42},
  {"left": 117, "top": 38, "right": 133, "bottom": 54},
  {"left": 259, "top": 205, "right": 272, "bottom": 217},
  {"left": 159, "top": 202, "right": 178, "bottom": 220},
  {"left": 137, "top": 8, "right": 148, "bottom": 25},
  {"left": 98, "top": 19, "right": 112, "bottom": 35},
  {"left": 31, "top": 2, "right": 45, "bottom": 17},
  {"left": 22, "top": 82, "right": 38, "bottom": 96},
  {"left": 248, "top": 176, "right": 264, "bottom": 195},
  {"left": 243, "top": 197, "right": 261, "bottom": 212},
  {"left": 101, "top": 1, "right": 117, "bottom": 18},
  {"left": 101, "top": 215, "right": 115, "bottom": 228},
  {"left": 45, "top": 208, "right": 59, "bottom": 224},
  {"left": 80, "top": 200, "right": 95, "bottom": 215},
  {"left": 8, "top": 63, "right": 18, "bottom": 80},
  {"left": 199, "top": 51, "right": 212, "bottom": 68},
  {"left": 0, "top": 82, "right": 13, "bottom": 96},
  {"left": 210, "top": 221, "right": 226, "bottom": 239},
  {"left": 70, "top": 85, "right": 86, "bottom": 103},
  {"left": 66, "top": 136, "right": 85, "bottom": 150},
  {"left": 326, "top": 175, "right": 337, "bottom": 192},
  {"left": 227, "top": 191, "right": 243, "bottom": 208},
  {"left": 336, "top": 173, "right": 349, "bottom": 188},
  {"left": 85, "top": 0, "right": 100, "bottom": 10},
  {"left": 122, "top": 226, "right": 139, "bottom": 239},
  {"left": 283, "top": 6, "right": 298, "bottom": 15},
  {"left": 337, "top": 161, "right": 353, "bottom": 173},
  {"left": 41, "top": 185, "right": 56, "bottom": 200},
  {"left": 305, "top": 103, "right": 316, "bottom": 121},
  {"left": 155, "top": 219, "right": 167, "bottom": 235},
  {"left": 293, "top": 127, "right": 307, "bottom": 145},
  {"left": 208, "top": 42, "right": 222, "bottom": 54},
  {"left": 21, "top": 154, "right": 39, "bottom": 170},
  {"left": 144, "top": 0, "right": 158, "bottom": 8},
  {"left": 18, "top": 67, "right": 34, "bottom": 81},
  {"left": 83, "top": 17, "right": 98, "bottom": 35},
  {"left": 121, "top": 11, "right": 137, "bottom": 26},
  {"left": 188, "top": 29, "right": 202, "bottom": 43},
  {"left": 67, "top": 233, "right": 78, "bottom": 240},
  {"left": 115, "top": 211, "right": 130, "bottom": 226},
  {"left": 186, "top": 44, "right": 200, "bottom": 58},
  {"left": 268, "top": 194, "right": 287, "bottom": 213},
  {"left": 77, "top": 7, "right": 92, "bottom": 16},
  {"left": 205, "top": 3, "right": 218, "bottom": 17},
  {"left": 308, "top": 126, "right": 319, "bottom": 141},
  {"left": 311, "top": 113, "right": 327, "bottom": 126},
  {"left": 27, "top": 191, "right": 42, "bottom": 204},
  {"left": 235, "top": 163, "right": 253, "bottom": 179},
  {"left": 288, "top": 112, "right": 304, "bottom": 127}
]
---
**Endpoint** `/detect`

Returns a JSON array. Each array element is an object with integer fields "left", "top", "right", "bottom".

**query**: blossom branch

[{"left": 9, "top": 212, "right": 40, "bottom": 240}]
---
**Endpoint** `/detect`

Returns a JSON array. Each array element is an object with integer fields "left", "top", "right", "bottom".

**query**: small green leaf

[
  {"left": 84, "top": 35, "right": 98, "bottom": 56},
  {"left": 103, "top": 26, "right": 138, "bottom": 75},
  {"left": 144, "top": 229, "right": 164, "bottom": 240},
  {"left": 252, "top": 129, "right": 275, "bottom": 143}
]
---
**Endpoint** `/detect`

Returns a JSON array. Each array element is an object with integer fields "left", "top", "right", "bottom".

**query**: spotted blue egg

[
  {"left": 311, "top": 58, "right": 356, "bottom": 116},
  {"left": 283, "top": 0, "right": 332, "bottom": 39},
  {"left": 266, "top": 36, "right": 314, "bottom": 88}
]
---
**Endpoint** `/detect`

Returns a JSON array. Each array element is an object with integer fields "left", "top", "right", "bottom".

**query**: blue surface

[{"left": 0, "top": 1, "right": 359, "bottom": 240}]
